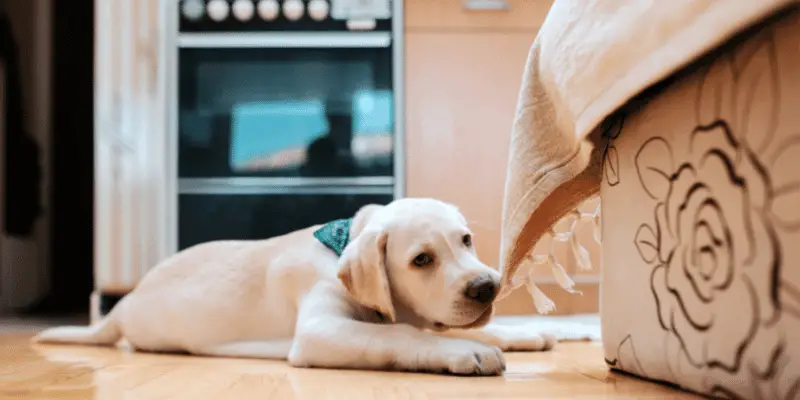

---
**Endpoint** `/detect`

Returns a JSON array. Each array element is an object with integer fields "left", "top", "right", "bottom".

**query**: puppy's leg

[
  {"left": 435, "top": 323, "right": 557, "bottom": 352},
  {"left": 191, "top": 339, "right": 294, "bottom": 360},
  {"left": 288, "top": 284, "right": 505, "bottom": 375}
]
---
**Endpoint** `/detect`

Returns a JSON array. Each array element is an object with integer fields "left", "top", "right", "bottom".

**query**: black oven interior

[{"left": 178, "top": 46, "right": 394, "bottom": 178}]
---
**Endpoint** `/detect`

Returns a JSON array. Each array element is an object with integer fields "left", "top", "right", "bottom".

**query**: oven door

[
  {"left": 178, "top": 33, "right": 395, "bottom": 180},
  {"left": 176, "top": 32, "right": 398, "bottom": 249}
]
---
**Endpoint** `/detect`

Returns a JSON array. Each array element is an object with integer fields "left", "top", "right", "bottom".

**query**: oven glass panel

[
  {"left": 178, "top": 47, "right": 394, "bottom": 178},
  {"left": 178, "top": 193, "right": 393, "bottom": 250}
]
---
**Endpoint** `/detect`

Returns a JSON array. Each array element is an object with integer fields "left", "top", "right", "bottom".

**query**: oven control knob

[
  {"left": 232, "top": 0, "right": 255, "bottom": 21},
  {"left": 181, "top": 0, "right": 205, "bottom": 20},
  {"left": 307, "top": 0, "right": 329, "bottom": 21},
  {"left": 207, "top": 0, "right": 230, "bottom": 21},
  {"left": 257, "top": 0, "right": 279, "bottom": 21},
  {"left": 282, "top": 0, "right": 305, "bottom": 21}
]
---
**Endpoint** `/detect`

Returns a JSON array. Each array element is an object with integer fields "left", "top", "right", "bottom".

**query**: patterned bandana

[{"left": 312, "top": 218, "right": 353, "bottom": 257}]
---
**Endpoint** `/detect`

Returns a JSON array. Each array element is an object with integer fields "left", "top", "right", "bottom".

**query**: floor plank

[{"left": 0, "top": 334, "right": 701, "bottom": 399}]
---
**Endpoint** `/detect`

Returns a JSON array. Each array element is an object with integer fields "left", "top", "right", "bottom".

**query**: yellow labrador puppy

[{"left": 34, "top": 198, "right": 554, "bottom": 375}]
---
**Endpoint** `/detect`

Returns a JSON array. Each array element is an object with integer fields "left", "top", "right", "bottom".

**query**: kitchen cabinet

[
  {"left": 94, "top": 0, "right": 173, "bottom": 297},
  {"left": 405, "top": 30, "right": 533, "bottom": 270},
  {"left": 406, "top": 0, "right": 551, "bottom": 30},
  {"left": 405, "top": 0, "right": 600, "bottom": 315}
]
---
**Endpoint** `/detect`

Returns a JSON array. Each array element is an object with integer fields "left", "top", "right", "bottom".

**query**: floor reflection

[{"left": 0, "top": 334, "right": 703, "bottom": 399}]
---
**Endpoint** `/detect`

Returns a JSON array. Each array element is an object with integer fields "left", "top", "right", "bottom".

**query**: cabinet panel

[
  {"left": 405, "top": 31, "right": 599, "bottom": 315},
  {"left": 406, "top": 31, "right": 532, "bottom": 271},
  {"left": 406, "top": 0, "right": 552, "bottom": 31},
  {"left": 94, "top": 0, "right": 171, "bottom": 293}
]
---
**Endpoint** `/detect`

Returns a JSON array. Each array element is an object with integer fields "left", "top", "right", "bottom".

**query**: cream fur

[{"left": 34, "top": 198, "right": 555, "bottom": 375}]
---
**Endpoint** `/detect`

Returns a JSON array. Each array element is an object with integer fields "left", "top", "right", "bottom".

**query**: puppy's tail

[{"left": 33, "top": 299, "right": 124, "bottom": 346}]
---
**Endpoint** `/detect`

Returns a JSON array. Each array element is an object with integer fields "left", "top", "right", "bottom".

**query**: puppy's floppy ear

[
  {"left": 337, "top": 227, "right": 395, "bottom": 322},
  {"left": 350, "top": 204, "right": 384, "bottom": 238}
]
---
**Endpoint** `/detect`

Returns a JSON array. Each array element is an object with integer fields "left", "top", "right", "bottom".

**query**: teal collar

[{"left": 313, "top": 218, "right": 353, "bottom": 257}]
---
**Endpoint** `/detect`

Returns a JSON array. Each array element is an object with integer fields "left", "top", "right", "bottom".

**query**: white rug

[{"left": 492, "top": 314, "right": 602, "bottom": 342}]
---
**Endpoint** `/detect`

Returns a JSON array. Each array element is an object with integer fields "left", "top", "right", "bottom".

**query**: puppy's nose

[{"left": 464, "top": 277, "right": 498, "bottom": 304}]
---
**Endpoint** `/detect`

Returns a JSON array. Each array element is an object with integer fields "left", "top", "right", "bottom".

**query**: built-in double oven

[{"left": 174, "top": 0, "right": 402, "bottom": 250}]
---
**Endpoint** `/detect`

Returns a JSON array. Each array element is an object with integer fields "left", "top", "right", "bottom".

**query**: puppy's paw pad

[
  {"left": 501, "top": 332, "right": 558, "bottom": 352},
  {"left": 541, "top": 333, "right": 557, "bottom": 350},
  {"left": 447, "top": 347, "right": 504, "bottom": 375}
]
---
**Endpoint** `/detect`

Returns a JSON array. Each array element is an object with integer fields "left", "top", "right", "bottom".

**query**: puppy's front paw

[
  {"left": 495, "top": 326, "right": 557, "bottom": 352},
  {"left": 423, "top": 339, "right": 505, "bottom": 376}
]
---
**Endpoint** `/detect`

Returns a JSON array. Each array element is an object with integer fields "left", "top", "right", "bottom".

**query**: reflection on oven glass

[
  {"left": 228, "top": 90, "right": 393, "bottom": 176},
  {"left": 352, "top": 89, "right": 393, "bottom": 159},
  {"left": 178, "top": 46, "right": 395, "bottom": 178},
  {"left": 230, "top": 99, "right": 329, "bottom": 171}
]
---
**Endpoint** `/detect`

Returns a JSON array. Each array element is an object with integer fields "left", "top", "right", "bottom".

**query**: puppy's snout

[{"left": 464, "top": 277, "right": 499, "bottom": 304}]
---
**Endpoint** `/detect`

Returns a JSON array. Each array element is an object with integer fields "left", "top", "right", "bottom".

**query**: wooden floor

[{"left": 0, "top": 334, "right": 701, "bottom": 399}]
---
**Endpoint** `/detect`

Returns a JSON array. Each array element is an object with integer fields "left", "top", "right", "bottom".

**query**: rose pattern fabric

[
  {"left": 601, "top": 113, "right": 624, "bottom": 187},
  {"left": 639, "top": 120, "right": 780, "bottom": 370},
  {"left": 616, "top": 27, "right": 800, "bottom": 399}
]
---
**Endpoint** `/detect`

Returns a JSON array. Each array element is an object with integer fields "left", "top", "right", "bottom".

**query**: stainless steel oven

[{"left": 174, "top": 0, "right": 403, "bottom": 250}]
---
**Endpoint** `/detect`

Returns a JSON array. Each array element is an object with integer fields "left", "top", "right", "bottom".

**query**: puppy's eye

[
  {"left": 412, "top": 253, "right": 433, "bottom": 267},
  {"left": 462, "top": 234, "right": 472, "bottom": 247}
]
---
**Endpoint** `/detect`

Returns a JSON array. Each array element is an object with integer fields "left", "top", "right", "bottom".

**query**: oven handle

[
  {"left": 178, "top": 177, "right": 396, "bottom": 195},
  {"left": 177, "top": 32, "right": 392, "bottom": 49},
  {"left": 462, "top": 0, "right": 510, "bottom": 11}
]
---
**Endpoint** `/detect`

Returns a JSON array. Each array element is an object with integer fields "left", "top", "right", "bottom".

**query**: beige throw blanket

[{"left": 498, "top": 0, "right": 797, "bottom": 302}]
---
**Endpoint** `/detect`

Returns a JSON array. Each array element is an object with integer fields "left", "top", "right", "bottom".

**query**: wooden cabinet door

[
  {"left": 405, "top": 29, "right": 600, "bottom": 316},
  {"left": 406, "top": 0, "right": 551, "bottom": 31},
  {"left": 94, "top": 0, "right": 172, "bottom": 294},
  {"left": 405, "top": 31, "right": 533, "bottom": 271}
]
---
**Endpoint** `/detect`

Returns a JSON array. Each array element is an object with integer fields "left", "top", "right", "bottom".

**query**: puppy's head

[{"left": 337, "top": 198, "right": 500, "bottom": 331}]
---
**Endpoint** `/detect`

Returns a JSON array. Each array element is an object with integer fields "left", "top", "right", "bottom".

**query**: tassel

[
  {"left": 571, "top": 210, "right": 594, "bottom": 271},
  {"left": 552, "top": 261, "right": 582, "bottom": 295},
  {"left": 504, "top": 199, "right": 601, "bottom": 313},
  {"left": 552, "top": 231, "right": 570, "bottom": 242},
  {"left": 526, "top": 276, "right": 556, "bottom": 314},
  {"left": 570, "top": 231, "right": 593, "bottom": 271},
  {"left": 593, "top": 203, "right": 602, "bottom": 244},
  {"left": 528, "top": 254, "right": 549, "bottom": 265}
]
